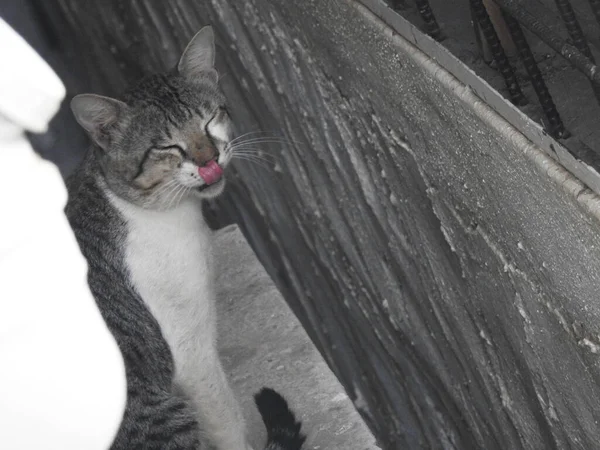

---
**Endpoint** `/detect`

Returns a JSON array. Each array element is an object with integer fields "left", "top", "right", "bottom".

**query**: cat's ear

[
  {"left": 71, "top": 94, "right": 127, "bottom": 150},
  {"left": 178, "top": 26, "right": 216, "bottom": 81}
]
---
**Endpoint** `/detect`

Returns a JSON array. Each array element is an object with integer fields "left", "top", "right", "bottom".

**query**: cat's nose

[{"left": 191, "top": 146, "right": 218, "bottom": 166}]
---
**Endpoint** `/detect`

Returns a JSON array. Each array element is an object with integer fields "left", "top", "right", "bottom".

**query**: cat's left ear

[
  {"left": 178, "top": 26, "right": 218, "bottom": 82},
  {"left": 71, "top": 94, "right": 128, "bottom": 150}
]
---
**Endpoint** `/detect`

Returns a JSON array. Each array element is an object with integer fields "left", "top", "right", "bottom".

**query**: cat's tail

[{"left": 254, "top": 387, "right": 306, "bottom": 450}]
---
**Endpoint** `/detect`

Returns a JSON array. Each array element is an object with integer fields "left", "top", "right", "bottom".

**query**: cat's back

[
  {"left": 65, "top": 153, "right": 129, "bottom": 292},
  {"left": 65, "top": 152, "right": 174, "bottom": 387},
  {"left": 66, "top": 153, "right": 123, "bottom": 248}
]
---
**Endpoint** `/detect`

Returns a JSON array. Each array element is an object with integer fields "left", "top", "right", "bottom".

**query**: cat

[{"left": 65, "top": 26, "right": 305, "bottom": 450}]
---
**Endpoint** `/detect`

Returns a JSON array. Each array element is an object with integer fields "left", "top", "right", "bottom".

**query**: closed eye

[
  {"left": 205, "top": 108, "right": 230, "bottom": 143},
  {"left": 156, "top": 144, "right": 186, "bottom": 158},
  {"left": 133, "top": 144, "right": 185, "bottom": 181}
]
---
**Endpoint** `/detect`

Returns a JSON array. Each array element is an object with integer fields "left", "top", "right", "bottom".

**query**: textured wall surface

[{"left": 38, "top": 0, "right": 600, "bottom": 448}]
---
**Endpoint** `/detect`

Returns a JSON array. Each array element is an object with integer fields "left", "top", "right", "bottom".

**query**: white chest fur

[
  {"left": 108, "top": 192, "right": 250, "bottom": 450},
  {"left": 109, "top": 194, "right": 217, "bottom": 381}
]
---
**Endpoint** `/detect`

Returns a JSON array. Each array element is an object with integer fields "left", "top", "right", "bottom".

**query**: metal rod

[
  {"left": 554, "top": 0, "right": 600, "bottom": 102},
  {"left": 555, "top": 0, "right": 594, "bottom": 60},
  {"left": 503, "top": 12, "right": 569, "bottom": 138},
  {"left": 484, "top": 0, "right": 517, "bottom": 57},
  {"left": 588, "top": 0, "right": 600, "bottom": 29},
  {"left": 470, "top": 0, "right": 528, "bottom": 105},
  {"left": 413, "top": 0, "right": 443, "bottom": 41},
  {"left": 490, "top": 0, "right": 600, "bottom": 86}
]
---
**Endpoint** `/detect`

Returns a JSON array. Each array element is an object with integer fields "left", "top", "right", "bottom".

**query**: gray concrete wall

[{"left": 33, "top": 0, "right": 600, "bottom": 448}]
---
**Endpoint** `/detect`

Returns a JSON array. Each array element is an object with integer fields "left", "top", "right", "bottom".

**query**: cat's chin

[{"left": 193, "top": 177, "right": 226, "bottom": 199}]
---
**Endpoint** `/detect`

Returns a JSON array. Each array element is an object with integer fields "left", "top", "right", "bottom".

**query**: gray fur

[{"left": 66, "top": 27, "right": 304, "bottom": 450}]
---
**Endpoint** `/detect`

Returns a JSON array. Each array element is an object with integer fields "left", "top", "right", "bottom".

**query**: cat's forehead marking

[
  {"left": 166, "top": 122, "right": 209, "bottom": 150},
  {"left": 162, "top": 102, "right": 231, "bottom": 147},
  {"left": 165, "top": 118, "right": 203, "bottom": 145}
]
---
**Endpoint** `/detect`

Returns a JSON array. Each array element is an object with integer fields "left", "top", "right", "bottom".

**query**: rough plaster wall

[{"left": 43, "top": 0, "right": 600, "bottom": 448}]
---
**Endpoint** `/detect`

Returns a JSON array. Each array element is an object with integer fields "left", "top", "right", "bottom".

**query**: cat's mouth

[
  {"left": 196, "top": 178, "right": 224, "bottom": 192},
  {"left": 196, "top": 160, "right": 224, "bottom": 192}
]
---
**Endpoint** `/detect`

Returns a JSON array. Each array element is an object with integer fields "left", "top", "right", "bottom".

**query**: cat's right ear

[
  {"left": 178, "top": 26, "right": 217, "bottom": 82},
  {"left": 71, "top": 94, "right": 127, "bottom": 150}
]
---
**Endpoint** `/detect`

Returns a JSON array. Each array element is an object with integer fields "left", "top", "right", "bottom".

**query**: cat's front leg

[{"left": 178, "top": 347, "right": 251, "bottom": 450}]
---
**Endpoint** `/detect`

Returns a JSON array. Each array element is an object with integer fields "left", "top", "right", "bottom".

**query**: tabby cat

[{"left": 65, "top": 27, "right": 305, "bottom": 450}]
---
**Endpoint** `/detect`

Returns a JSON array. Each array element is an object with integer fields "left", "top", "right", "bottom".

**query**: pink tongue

[{"left": 198, "top": 160, "right": 224, "bottom": 185}]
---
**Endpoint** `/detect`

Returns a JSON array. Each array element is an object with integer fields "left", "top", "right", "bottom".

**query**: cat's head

[{"left": 71, "top": 27, "right": 233, "bottom": 209}]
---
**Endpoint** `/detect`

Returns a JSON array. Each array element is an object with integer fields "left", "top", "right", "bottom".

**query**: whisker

[
  {"left": 231, "top": 149, "right": 279, "bottom": 160},
  {"left": 232, "top": 154, "right": 277, "bottom": 165},
  {"left": 228, "top": 144, "right": 288, "bottom": 156},
  {"left": 227, "top": 137, "right": 300, "bottom": 149},
  {"left": 163, "top": 186, "right": 177, "bottom": 210},
  {"left": 229, "top": 131, "right": 266, "bottom": 146},
  {"left": 230, "top": 145, "right": 276, "bottom": 152},
  {"left": 158, "top": 183, "right": 180, "bottom": 210},
  {"left": 229, "top": 130, "right": 284, "bottom": 145},
  {"left": 173, "top": 185, "right": 187, "bottom": 209},
  {"left": 233, "top": 152, "right": 273, "bottom": 161},
  {"left": 232, "top": 155, "right": 273, "bottom": 170},
  {"left": 234, "top": 159, "right": 271, "bottom": 170},
  {"left": 174, "top": 186, "right": 189, "bottom": 208},
  {"left": 153, "top": 179, "right": 178, "bottom": 198},
  {"left": 166, "top": 184, "right": 184, "bottom": 210},
  {"left": 162, "top": 181, "right": 181, "bottom": 203},
  {"left": 155, "top": 179, "right": 176, "bottom": 191},
  {"left": 229, "top": 137, "right": 296, "bottom": 146}
]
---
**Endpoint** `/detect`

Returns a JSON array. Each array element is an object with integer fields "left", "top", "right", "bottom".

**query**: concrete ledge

[{"left": 214, "top": 225, "right": 379, "bottom": 450}]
